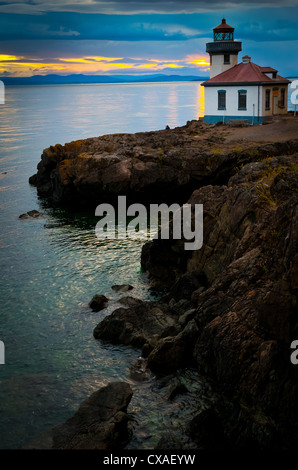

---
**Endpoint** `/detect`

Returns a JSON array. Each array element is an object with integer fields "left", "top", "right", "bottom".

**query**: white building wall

[
  {"left": 210, "top": 54, "right": 238, "bottom": 78},
  {"left": 204, "top": 85, "right": 261, "bottom": 121}
]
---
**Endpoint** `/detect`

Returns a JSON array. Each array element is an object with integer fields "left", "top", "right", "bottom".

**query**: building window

[
  {"left": 214, "top": 32, "right": 233, "bottom": 41},
  {"left": 280, "top": 88, "right": 286, "bottom": 108},
  {"left": 224, "top": 54, "right": 230, "bottom": 64},
  {"left": 218, "top": 90, "right": 226, "bottom": 110},
  {"left": 273, "top": 72, "right": 277, "bottom": 79},
  {"left": 238, "top": 90, "right": 247, "bottom": 110},
  {"left": 265, "top": 89, "right": 271, "bottom": 110}
]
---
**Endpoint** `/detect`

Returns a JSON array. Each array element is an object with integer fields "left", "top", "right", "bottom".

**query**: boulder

[
  {"left": 19, "top": 210, "right": 43, "bottom": 219},
  {"left": 26, "top": 382, "right": 133, "bottom": 449},
  {"left": 112, "top": 284, "right": 134, "bottom": 293},
  {"left": 93, "top": 300, "right": 179, "bottom": 348},
  {"left": 89, "top": 294, "right": 108, "bottom": 312}
]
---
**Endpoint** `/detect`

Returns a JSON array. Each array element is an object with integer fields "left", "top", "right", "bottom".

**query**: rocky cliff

[
  {"left": 29, "top": 119, "right": 298, "bottom": 207},
  {"left": 140, "top": 152, "right": 298, "bottom": 448},
  {"left": 30, "top": 117, "right": 298, "bottom": 449}
]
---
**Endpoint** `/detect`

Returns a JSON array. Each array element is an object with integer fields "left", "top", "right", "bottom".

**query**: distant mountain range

[{"left": 1, "top": 74, "right": 207, "bottom": 86}]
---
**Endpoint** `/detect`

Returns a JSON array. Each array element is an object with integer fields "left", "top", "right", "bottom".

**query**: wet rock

[
  {"left": 164, "top": 270, "right": 208, "bottom": 302},
  {"left": 141, "top": 334, "right": 160, "bottom": 358},
  {"left": 112, "top": 284, "right": 134, "bottom": 293},
  {"left": 93, "top": 300, "right": 179, "bottom": 348},
  {"left": 26, "top": 382, "right": 133, "bottom": 449},
  {"left": 19, "top": 209, "right": 43, "bottom": 219},
  {"left": 165, "top": 378, "right": 189, "bottom": 401},
  {"left": 147, "top": 319, "right": 199, "bottom": 374},
  {"left": 118, "top": 296, "right": 143, "bottom": 308},
  {"left": 129, "top": 358, "right": 151, "bottom": 382},
  {"left": 89, "top": 294, "right": 108, "bottom": 312}
]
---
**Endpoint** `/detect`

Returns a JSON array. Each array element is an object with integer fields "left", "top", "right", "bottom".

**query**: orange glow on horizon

[
  {"left": 185, "top": 54, "right": 210, "bottom": 68},
  {"left": 0, "top": 52, "right": 211, "bottom": 76},
  {"left": 0, "top": 54, "right": 22, "bottom": 61},
  {"left": 162, "top": 63, "right": 183, "bottom": 68}
]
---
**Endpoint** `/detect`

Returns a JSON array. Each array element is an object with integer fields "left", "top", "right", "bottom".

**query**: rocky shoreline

[{"left": 28, "top": 116, "right": 298, "bottom": 449}]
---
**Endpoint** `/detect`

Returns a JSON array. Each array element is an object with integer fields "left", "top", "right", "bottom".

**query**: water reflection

[{"left": 0, "top": 81, "right": 205, "bottom": 449}]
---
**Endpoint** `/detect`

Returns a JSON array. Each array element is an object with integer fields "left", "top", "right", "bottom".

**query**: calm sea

[{"left": 0, "top": 81, "right": 206, "bottom": 449}]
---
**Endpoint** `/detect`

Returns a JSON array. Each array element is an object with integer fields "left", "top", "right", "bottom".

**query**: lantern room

[{"left": 213, "top": 18, "right": 234, "bottom": 41}]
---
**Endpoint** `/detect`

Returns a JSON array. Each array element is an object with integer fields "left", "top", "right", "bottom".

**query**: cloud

[
  {"left": 0, "top": 0, "right": 298, "bottom": 15},
  {"left": 1, "top": 7, "right": 298, "bottom": 44}
]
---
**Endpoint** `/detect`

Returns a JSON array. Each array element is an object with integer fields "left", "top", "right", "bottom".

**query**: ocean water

[{"left": 0, "top": 81, "right": 207, "bottom": 449}]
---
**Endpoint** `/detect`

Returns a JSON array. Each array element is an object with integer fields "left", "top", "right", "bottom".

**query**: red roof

[
  {"left": 213, "top": 18, "right": 234, "bottom": 31},
  {"left": 202, "top": 61, "right": 290, "bottom": 86},
  {"left": 260, "top": 66, "right": 278, "bottom": 73}
]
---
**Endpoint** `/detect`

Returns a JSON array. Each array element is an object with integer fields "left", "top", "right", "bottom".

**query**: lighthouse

[
  {"left": 206, "top": 18, "right": 242, "bottom": 78},
  {"left": 202, "top": 19, "right": 290, "bottom": 125}
]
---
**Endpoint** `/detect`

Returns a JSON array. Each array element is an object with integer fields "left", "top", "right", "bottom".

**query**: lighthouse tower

[{"left": 206, "top": 18, "right": 242, "bottom": 78}]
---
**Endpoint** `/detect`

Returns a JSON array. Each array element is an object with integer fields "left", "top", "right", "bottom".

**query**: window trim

[
  {"left": 217, "top": 90, "right": 226, "bottom": 110},
  {"left": 238, "top": 89, "right": 247, "bottom": 111}
]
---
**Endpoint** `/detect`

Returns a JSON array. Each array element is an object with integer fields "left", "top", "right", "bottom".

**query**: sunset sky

[{"left": 0, "top": 0, "right": 297, "bottom": 77}]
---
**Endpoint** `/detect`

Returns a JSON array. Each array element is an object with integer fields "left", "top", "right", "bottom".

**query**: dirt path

[{"left": 223, "top": 116, "right": 298, "bottom": 144}]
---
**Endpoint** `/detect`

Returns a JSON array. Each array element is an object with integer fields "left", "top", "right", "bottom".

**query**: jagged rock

[
  {"left": 143, "top": 154, "right": 298, "bottom": 446},
  {"left": 178, "top": 309, "right": 196, "bottom": 327},
  {"left": 168, "top": 299, "right": 193, "bottom": 316},
  {"left": 93, "top": 300, "right": 180, "bottom": 348},
  {"left": 26, "top": 382, "right": 133, "bottom": 449},
  {"left": 89, "top": 294, "right": 108, "bottom": 311},
  {"left": 29, "top": 120, "right": 298, "bottom": 207},
  {"left": 164, "top": 270, "right": 208, "bottom": 302},
  {"left": 147, "top": 319, "right": 199, "bottom": 374}
]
